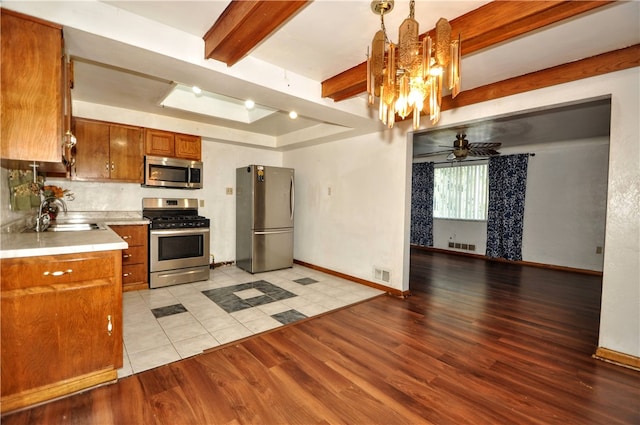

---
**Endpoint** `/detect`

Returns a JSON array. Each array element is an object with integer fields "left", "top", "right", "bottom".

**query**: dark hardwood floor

[{"left": 3, "top": 249, "right": 639, "bottom": 424}]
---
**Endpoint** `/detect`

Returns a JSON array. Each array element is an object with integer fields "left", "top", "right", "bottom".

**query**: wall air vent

[
  {"left": 448, "top": 242, "right": 476, "bottom": 252},
  {"left": 374, "top": 267, "right": 390, "bottom": 283}
]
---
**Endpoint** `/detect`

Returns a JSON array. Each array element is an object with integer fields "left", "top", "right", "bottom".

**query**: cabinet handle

[
  {"left": 107, "top": 315, "right": 113, "bottom": 336},
  {"left": 111, "top": 162, "right": 115, "bottom": 171},
  {"left": 123, "top": 254, "right": 132, "bottom": 258},
  {"left": 123, "top": 273, "right": 131, "bottom": 277},
  {"left": 105, "top": 161, "right": 109, "bottom": 172},
  {"left": 122, "top": 235, "right": 131, "bottom": 240},
  {"left": 43, "top": 269, "right": 73, "bottom": 277}
]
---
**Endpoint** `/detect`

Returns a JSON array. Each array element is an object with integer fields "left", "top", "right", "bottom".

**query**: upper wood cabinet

[
  {"left": 145, "top": 128, "right": 201, "bottom": 160},
  {"left": 144, "top": 128, "right": 174, "bottom": 157},
  {"left": 0, "top": 10, "right": 63, "bottom": 163},
  {"left": 73, "top": 118, "right": 144, "bottom": 182},
  {"left": 175, "top": 133, "right": 202, "bottom": 160}
]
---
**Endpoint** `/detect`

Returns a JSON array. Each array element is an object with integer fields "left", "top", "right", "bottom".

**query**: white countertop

[
  {"left": 0, "top": 227, "right": 128, "bottom": 259},
  {"left": 0, "top": 211, "right": 149, "bottom": 259}
]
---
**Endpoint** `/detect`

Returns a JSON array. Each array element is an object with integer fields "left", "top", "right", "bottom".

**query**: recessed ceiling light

[
  {"left": 192, "top": 86, "right": 202, "bottom": 94},
  {"left": 289, "top": 111, "right": 298, "bottom": 119},
  {"left": 245, "top": 99, "right": 255, "bottom": 109}
]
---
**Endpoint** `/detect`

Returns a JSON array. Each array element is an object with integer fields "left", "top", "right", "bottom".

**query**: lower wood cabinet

[
  {"left": 0, "top": 250, "right": 123, "bottom": 414},
  {"left": 110, "top": 224, "right": 149, "bottom": 291}
]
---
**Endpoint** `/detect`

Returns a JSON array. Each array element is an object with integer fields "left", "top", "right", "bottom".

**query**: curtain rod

[{"left": 424, "top": 153, "right": 535, "bottom": 165}]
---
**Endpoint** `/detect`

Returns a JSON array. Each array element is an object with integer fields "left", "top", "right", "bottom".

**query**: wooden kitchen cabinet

[
  {"left": 144, "top": 128, "right": 175, "bottom": 157},
  {"left": 145, "top": 128, "right": 202, "bottom": 160},
  {"left": 1, "top": 10, "right": 63, "bottom": 163},
  {"left": 0, "top": 250, "right": 123, "bottom": 414},
  {"left": 175, "top": 133, "right": 202, "bottom": 160},
  {"left": 110, "top": 224, "right": 149, "bottom": 291},
  {"left": 73, "top": 118, "right": 144, "bottom": 182}
]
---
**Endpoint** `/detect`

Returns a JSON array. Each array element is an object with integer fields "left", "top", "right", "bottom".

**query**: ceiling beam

[
  {"left": 440, "top": 44, "right": 640, "bottom": 112},
  {"left": 204, "top": 0, "right": 309, "bottom": 67},
  {"left": 322, "top": 0, "right": 614, "bottom": 101}
]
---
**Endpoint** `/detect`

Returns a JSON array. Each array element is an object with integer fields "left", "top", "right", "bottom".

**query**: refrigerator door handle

[
  {"left": 254, "top": 230, "right": 293, "bottom": 235},
  {"left": 290, "top": 175, "right": 295, "bottom": 221}
]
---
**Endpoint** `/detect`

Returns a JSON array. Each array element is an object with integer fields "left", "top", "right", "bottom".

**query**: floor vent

[{"left": 374, "top": 268, "right": 390, "bottom": 283}]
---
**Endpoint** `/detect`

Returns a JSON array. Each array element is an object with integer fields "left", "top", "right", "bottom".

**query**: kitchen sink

[
  {"left": 23, "top": 222, "right": 107, "bottom": 233},
  {"left": 47, "top": 222, "right": 107, "bottom": 232}
]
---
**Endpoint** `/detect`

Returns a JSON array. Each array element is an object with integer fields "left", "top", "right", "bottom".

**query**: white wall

[
  {"left": 522, "top": 139, "right": 609, "bottom": 270},
  {"left": 428, "top": 138, "right": 609, "bottom": 272},
  {"left": 284, "top": 127, "right": 411, "bottom": 291}
]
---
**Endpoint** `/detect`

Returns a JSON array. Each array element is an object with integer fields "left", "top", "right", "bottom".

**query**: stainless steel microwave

[{"left": 143, "top": 156, "right": 203, "bottom": 189}]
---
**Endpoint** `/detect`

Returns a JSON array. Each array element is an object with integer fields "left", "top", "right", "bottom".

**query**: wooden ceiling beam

[
  {"left": 322, "top": 0, "right": 614, "bottom": 101},
  {"left": 440, "top": 44, "right": 640, "bottom": 112},
  {"left": 204, "top": 0, "right": 309, "bottom": 67}
]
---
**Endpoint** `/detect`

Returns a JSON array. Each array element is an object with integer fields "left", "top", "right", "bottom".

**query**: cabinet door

[
  {"left": 73, "top": 118, "right": 110, "bottom": 180},
  {"left": 110, "top": 124, "right": 143, "bottom": 182},
  {"left": 175, "top": 133, "right": 202, "bottom": 160},
  {"left": 1, "top": 10, "right": 63, "bottom": 162},
  {"left": 1, "top": 251, "right": 122, "bottom": 412},
  {"left": 3, "top": 280, "right": 116, "bottom": 390},
  {"left": 145, "top": 128, "right": 174, "bottom": 157}
]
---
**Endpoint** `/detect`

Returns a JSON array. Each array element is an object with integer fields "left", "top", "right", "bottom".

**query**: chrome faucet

[{"left": 35, "top": 197, "right": 67, "bottom": 232}]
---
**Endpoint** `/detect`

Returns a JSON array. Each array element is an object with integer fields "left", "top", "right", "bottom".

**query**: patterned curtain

[
  {"left": 411, "top": 162, "right": 434, "bottom": 246},
  {"left": 486, "top": 154, "right": 529, "bottom": 260}
]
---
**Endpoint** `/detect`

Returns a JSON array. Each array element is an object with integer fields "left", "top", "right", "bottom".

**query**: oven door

[{"left": 150, "top": 228, "right": 210, "bottom": 272}]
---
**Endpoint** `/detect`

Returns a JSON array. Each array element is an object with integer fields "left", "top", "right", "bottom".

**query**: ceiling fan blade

[
  {"left": 468, "top": 149, "right": 500, "bottom": 157},
  {"left": 415, "top": 149, "right": 454, "bottom": 158},
  {"left": 468, "top": 142, "right": 501, "bottom": 149}
]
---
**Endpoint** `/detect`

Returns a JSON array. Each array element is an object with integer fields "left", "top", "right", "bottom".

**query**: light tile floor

[{"left": 118, "top": 264, "right": 384, "bottom": 377}]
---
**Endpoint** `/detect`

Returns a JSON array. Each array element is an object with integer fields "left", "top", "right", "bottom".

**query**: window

[{"left": 434, "top": 163, "right": 488, "bottom": 220}]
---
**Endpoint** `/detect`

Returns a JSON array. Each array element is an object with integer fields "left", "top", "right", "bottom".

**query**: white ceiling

[{"left": 4, "top": 1, "right": 639, "bottom": 153}]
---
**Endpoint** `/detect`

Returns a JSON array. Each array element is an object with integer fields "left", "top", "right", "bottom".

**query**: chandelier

[{"left": 367, "top": 0, "right": 461, "bottom": 129}]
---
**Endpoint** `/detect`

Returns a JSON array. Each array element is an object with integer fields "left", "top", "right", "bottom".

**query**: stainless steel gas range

[{"left": 143, "top": 198, "right": 210, "bottom": 288}]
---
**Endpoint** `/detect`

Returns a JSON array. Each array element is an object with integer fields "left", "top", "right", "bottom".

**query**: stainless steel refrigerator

[{"left": 236, "top": 165, "right": 295, "bottom": 273}]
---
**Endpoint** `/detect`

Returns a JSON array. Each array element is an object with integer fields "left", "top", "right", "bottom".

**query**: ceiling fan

[{"left": 416, "top": 133, "right": 502, "bottom": 161}]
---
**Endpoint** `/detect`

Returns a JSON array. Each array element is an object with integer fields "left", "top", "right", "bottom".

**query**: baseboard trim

[
  {"left": 593, "top": 347, "right": 640, "bottom": 371},
  {"left": 293, "top": 259, "right": 409, "bottom": 298},
  {"left": 412, "top": 245, "right": 603, "bottom": 277}
]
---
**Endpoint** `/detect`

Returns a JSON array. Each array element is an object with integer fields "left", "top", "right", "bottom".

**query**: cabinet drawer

[
  {"left": 1, "top": 252, "right": 118, "bottom": 291},
  {"left": 110, "top": 224, "right": 147, "bottom": 246},
  {"left": 122, "top": 264, "right": 146, "bottom": 284},
  {"left": 122, "top": 245, "right": 146, "bottom": 265}
]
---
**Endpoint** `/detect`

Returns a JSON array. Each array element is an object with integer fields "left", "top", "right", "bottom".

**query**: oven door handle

[{"left": 150, "top": 228, "right": 210, "bottom": 236}]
